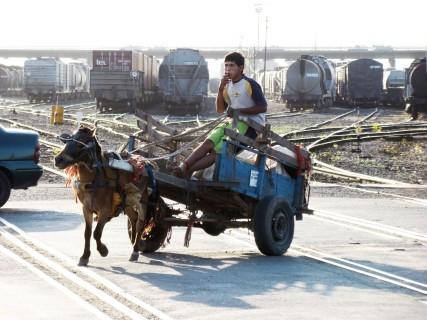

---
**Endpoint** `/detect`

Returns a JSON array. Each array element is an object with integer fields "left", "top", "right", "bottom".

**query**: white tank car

[
  {"left": 283, "top": 55, "right": 336, "bottom": 111},
  {"left": 256, "top": 67, "right": 288, "bottom": 102}
]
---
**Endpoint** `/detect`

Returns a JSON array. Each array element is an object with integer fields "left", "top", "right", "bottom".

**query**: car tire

[
  {"left": 0, "top": 171, "right": 11, "bottom": 208},
  {"left": 127, "top": 217, "right": 169, "bottom": 253},
  {"left": 253, "top": 196, "right": 295, "bottom": 256}
]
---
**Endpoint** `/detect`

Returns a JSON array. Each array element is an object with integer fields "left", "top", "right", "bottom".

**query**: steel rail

[
  {"left": 0, "top": 217, "right": 174, "bottom": 320},
  {"left": 307, "top": 109, "right": 379, "bottom": 151},
  {"left": 228, "top": 231, "right": 427, "bottom": 296},
  {"left": 0, "top": 227, "right": 149, "bottom": 320},
  {"left": 282, "top": 109, "right": 357, "bottom": 138},
  {"left": 310, "top": 208, "right": 427, "bottom": 242},
  {"left": 0, "top": 244, "right": 112, "bottom": 320}
]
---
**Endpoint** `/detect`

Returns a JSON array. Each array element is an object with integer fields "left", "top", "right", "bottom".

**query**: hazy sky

[{"left": 1, "top": 0, "right": 426, "bottom": 49}]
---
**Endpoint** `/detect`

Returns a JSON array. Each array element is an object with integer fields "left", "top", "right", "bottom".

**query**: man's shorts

[{"left": 207, "top": 120, "right": 249, "bottom": 153}]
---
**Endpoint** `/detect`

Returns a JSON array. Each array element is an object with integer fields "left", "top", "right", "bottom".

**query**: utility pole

[
  {"left": 254, "top": 4, "right": 262, "bottom": 78},
  {"left": 263, "top": 16, "right": 268, "bottom": 94}
]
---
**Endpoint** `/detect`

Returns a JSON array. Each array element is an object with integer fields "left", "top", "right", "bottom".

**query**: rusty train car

[{"left": 90, "top": 50, "right": 159, "bottom": 112}]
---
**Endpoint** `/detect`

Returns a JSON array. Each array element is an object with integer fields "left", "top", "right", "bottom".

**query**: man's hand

[
  {"left": 226, "top": 107, "right": 240, "bottom": 118},
  {"left": 219, "top": 73, "right": 230, "bottom": 91}
]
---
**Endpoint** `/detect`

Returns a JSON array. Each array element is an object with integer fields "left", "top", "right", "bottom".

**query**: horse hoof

[
  {"left": 129, "top": 251, "right": 139, "bottom": 262},
  {"left": 78, "top": 258, "right": 89, "bottom": 266},
  {"left": 98, "top": 245, "right": 109, "bottom": 257}
]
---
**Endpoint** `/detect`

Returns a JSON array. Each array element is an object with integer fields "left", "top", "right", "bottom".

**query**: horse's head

[{"left": 54, "top": 126, "right": 101, "bottom": 169}]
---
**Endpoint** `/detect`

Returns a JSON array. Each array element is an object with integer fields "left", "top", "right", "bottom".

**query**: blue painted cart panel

[{"left": 216, "top": 141, "right": 298, "bottom": 207}]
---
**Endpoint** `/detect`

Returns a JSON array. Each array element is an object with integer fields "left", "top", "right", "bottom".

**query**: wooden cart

[{"left": 130, "top": 112, "right": 312, "bottom": 256}]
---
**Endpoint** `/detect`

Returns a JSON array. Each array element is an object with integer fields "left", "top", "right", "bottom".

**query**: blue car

[{"left": 0, "top": 125, "right": 43, "bottom": 207}]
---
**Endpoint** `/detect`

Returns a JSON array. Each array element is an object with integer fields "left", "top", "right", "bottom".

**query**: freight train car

[
  {"left": 283, "top": 55, "right": 335, "bottom": 111},
  {"left": 404, "top": 57, "right": 427, "bottom": 118},
  {"left": 256, "top": 67, "right": 288, "bottom": 102},
  {"left": 24, "top": 58, "right": 89, "bottom": 103},
  {"left": 0, "top": 65, "right": 23, "bottom": 96},
  {"left": 382, "top": 69, "right": 405, "bottom": 107},
  {"left": 208, "top": 78, "right": 220, "bottom": 94},
  {"left": 90, "top": 50, "right": 159, "bottom": 112},
  {"left": 159, "top": 48, "right": 209, "bottom": 113},
  {"left": 336, "top": 59, "right": 383, "bottom": 106}
]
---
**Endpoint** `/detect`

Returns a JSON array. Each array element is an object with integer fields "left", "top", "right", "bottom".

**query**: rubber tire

[
  {"left": 253, "top": 196, "right": 295, "bottom": 256},
  {"left": 127, "top": 217, "right": 168, "bottom": 253},
  {"left": 0, "top": 171, "right": 11, "bottom": 208},
  {"left": 202, "top": 222, "right": 226, "bottom": 236}
]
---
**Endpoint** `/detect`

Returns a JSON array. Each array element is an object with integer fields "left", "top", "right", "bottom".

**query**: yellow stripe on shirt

[{"left": 244, "top": 80, "right": 252, "bottom": 97}]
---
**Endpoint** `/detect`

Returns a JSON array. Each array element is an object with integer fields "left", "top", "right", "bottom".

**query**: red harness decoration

[
  {"left": 128, "top": 155, "right": 146, "bottom": 182},
  {"left": 294, "top": 145, "right": 312, "bottom": 176},
  {"left": 294, "top": 145, "right": 305, "bottom": 176}
]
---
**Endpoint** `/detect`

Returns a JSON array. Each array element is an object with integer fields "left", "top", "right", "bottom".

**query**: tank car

[
  {"left": 24, "top": 58, "right": 90, "bottom": 103},
  {"left": 382, "top": 69, "right": 405, "bottom": 108},
  {"left": 90, "top": 50, "right": 159, "bottom": 113},
  {"left": 256, "top": 67, "right": 287, "bottom": 102},
  {"left": 0, "top": 65, "right": 23, "bottom": 96},
  {"left": 159, "top": 48, "right": 209, "bottom": 113},
  {"left": 208, "top": 78, "right": 220, "bottom": 94},
  {"left": 404, "top": 57, "right": 427, "bottom": 118},
  {"left": 336, "top": 58, "right": 383, "bottom": 106},
  {"left": 283, "top": 55, "right": 335, "bottom": 111}
]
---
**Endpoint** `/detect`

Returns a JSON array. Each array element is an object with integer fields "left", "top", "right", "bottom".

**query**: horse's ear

[
  {"left": 59, "top": 133, "right": 71, "bottom": 143},
  {"left": 92, "top": 127, "right": 97, "bottom": 137}
]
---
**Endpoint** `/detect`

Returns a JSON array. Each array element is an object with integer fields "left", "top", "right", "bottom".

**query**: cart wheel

[
  {"left": 202, "top": 222, "right": 226, "bottom": 236},
  {"left": 0, "top": 171, "right": 11, "bottom": 208},
  {"left": 127, "top": 218, "right": 169, "bottom": 253},
  {"left": 253, "top": 196, "right": 294, "bottom": 256}
]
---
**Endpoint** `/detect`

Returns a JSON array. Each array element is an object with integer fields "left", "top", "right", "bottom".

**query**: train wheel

[{"left": 253, "top": 196, "right": 294, "bottom": 256}]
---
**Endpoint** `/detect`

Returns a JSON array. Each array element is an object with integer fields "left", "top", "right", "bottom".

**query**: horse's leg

[
  {"left": 130, "top": 202, "right": 147, "bottom": 262},
  {"left": 79, "top": 208, "right": 93, "bottom": 266},
  {"left": 126, "top": 207, "right": 139, "bottom": 262},
  {"left": 125, "top": 207, "right": 138, "bottom": 245},
  {"left": 93, "top": 212, "right": 109, "bottom": 257}
]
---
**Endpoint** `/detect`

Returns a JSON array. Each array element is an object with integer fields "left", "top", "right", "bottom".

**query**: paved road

[{"left": 0, "top": 194, "right": 426, "bottom": 320}]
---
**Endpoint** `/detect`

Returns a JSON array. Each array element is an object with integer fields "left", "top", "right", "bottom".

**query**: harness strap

[{"left": 145, "top": 164, "right": 158, "bottom": 200}]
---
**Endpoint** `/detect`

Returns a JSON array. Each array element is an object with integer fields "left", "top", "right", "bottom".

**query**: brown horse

[{"left": 54, "top": 126, "right": 148, "bottom": 266}]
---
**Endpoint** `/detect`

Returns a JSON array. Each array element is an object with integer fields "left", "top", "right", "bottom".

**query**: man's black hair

[{"left": 224, "top": 52, "right": 245, "bottom": 67}]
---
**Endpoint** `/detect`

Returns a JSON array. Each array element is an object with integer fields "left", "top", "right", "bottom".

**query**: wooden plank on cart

[
  {"left": 244, "top": 118, "right": 309, "bottom": 158},
  {"left": 136, "top": 109, "right": 179, "bottom": 135},
  {"left": 224, "top": 128, "right": 298, "bottom": 168}
]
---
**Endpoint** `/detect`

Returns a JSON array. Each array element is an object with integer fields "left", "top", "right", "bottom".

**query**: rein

[{"left": 64, "top": 134, "right": 109, "bottom": 189}]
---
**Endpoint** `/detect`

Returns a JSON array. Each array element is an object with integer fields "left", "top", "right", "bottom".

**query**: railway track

[
  {"left": 228, "top": 230, "right": 427, "bottom": 296},
  {"left": 307, "top": 108, "right": 380, "bottom": 151},
  {"left": 282, "top": 108, "right": 357, "bottom": 138},
  {"left": 308, "top": 208, "right": 427, "bottom": 242},
  {"left": 1, "top": 101, "right": 425, "bottom": 188},
  {"left": 0, "top": 217, "right": 173, "bottom": 320}
]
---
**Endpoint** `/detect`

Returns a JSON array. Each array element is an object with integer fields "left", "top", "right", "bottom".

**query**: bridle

[
  {"left": 60, "top": 132, "right": 102, "bottom": 169},
  {"left": 60, "top": 131, "right": 108, "bottom": 188}
]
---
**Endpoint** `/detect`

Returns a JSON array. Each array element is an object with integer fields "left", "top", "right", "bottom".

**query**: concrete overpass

[{"left": 0, "top": 47, "right": 425, "bottom": 67}]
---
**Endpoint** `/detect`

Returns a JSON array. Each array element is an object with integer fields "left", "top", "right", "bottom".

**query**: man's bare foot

[{"left": 170, "top": 162, "right": 189, "bottom": 178}]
